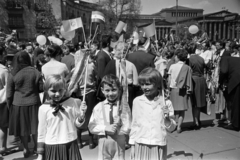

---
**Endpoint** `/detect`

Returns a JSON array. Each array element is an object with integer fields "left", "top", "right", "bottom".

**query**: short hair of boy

[
  {"left": 138, "top": 67, "right": 163, "bottom": 91},
  {"left": 101, "top": 74, "right": 121, "bottom": 89},
  {"left": 44, "top": 74, "right": 66, "bottom": 92}
]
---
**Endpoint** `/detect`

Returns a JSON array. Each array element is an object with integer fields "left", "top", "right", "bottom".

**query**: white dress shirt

[
  {"left": 129, "top": 95, "right": 176, "bottom": 146},
  {"left": 200, "top": 50, "right": 213, "bottom": 64},
  {"left": 88, "top": 99, "right": 131, "bottom": 135},
  {"left": 38, "top": 98, "right": 84, "bottom": 145}
]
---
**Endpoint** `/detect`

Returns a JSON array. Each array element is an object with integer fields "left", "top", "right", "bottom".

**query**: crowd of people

[{"left": 0, "top": 30, "right": 240, "bottom": 160}]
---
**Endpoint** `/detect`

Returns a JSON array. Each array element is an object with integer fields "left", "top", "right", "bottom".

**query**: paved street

[{"left": 1, "top": 106, "right": 240, "bottom": 160}]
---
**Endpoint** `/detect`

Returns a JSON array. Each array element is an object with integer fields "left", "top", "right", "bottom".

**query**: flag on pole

[
  {"left": 62, "top": 17, "right": 83, "bottom": 32},
  {"left": 143, "top": 38, "right": 150, "bottom": 50},
  {"left": 115, "top": 21, "right": 127, "bottom": 34},
  {"left": 143, "top": 23, "right": 155, "bottom": 38},
  {"left": 91, "top": 11, "right": 105, "bottom": 23}
]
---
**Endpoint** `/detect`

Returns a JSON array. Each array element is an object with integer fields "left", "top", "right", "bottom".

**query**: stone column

[
  {"left": 163, "top": 27, "right": 165, "bottom": 39},
  {"left": 232, "top": 23, "right": 235, "bottom": 39},
  {"left": 218, "top": 22, "right": 221, "bottom": 40},
  {"left": 158, "top": 28, "right": 161, "bottom": 40},
  {"left": 227, "top": 23, "right": 231, "bottom": 39},
  {"left": 213, "top": 22, "right": 217, "bottom": 41},
  {"left": 223, "top": 23, "right": 226, "bottom": 39},
  {"left": 209, "top": 22, "right": 212, "bottom": 40}
]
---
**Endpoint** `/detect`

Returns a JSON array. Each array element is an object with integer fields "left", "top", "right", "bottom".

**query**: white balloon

[
  {"left": 36, "top": 35, "right": 47, "bottom": 45},
  {"left": 189, "top": 25, "right": 199, "bottom": 34}
]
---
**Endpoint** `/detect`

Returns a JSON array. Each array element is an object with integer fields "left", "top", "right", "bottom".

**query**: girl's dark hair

[
  {"left": 11, "top": 50, "right": 31, "bottom": 76},
  {"left": 138, "top": 67, "right": 163, "bottom": 90},
  {"left": 176, "top": 49, "right": 188, "bottom": 62},
  {"left": 47, "top": 44, "right": 63, "bottom": 58}
]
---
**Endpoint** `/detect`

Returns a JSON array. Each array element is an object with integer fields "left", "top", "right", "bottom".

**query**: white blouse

[
  {"left": 38, "top": 98, "right": 83, "bottom": 145},
  {"left": 129, "top": 95, "right": 176, "bottom": 146}
]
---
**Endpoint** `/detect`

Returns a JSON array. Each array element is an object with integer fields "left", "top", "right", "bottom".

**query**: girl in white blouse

[
  {"left": 36, "top": 75, "right": 86, "bottom": 160},
  {"left": 129, "top": 67, "right": 176, "bottom": 160}
]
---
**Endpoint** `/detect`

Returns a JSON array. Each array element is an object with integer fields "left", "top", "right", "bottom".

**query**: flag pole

[
  {"left": 91, "top": 24, "right": 99, "bottom": 44},
  {"left": 83, "top": 56, "right": 90, "bottom": 102},
  {"left": 89, "top": 21, "right": 92, "bottom": 40},
  {"left": 153, "top": 19, "right": 159, "bottom": 52},
  {"left": 82, "top": 25, "right": 87, "bottom": 47}
]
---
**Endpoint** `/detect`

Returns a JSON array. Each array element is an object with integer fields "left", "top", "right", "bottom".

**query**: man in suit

[
  {"left": 216, "top": 41, "right": 231, "bottom": 57},
  {"left": 127, "top": 37, "right": 156, "bottom": 97},
  {"left": 127, "top": 37, "right": 156, "bottom": 74},
  {"left": 96, "top": 36, "right": 112, "bottom": 79},
  {"left": 96, "top": 36, "right": 112, "bottom": 100},
  {"left": 219, "top": 57, "right": 240, "bottom": 131}
]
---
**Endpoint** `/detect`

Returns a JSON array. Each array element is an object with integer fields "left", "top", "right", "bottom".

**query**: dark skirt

[
  {"left": 0, "top": 102, "right": 9, "bottom": 128},
  {"left": 9, "top": 104, "right": 39, "bottom": 136},
  {"left": 192, "top": 76, "right": 207, "bottom": 108},
  {"left": 170, "top": 88, "right": 191, "bottom": 111},
  {"left": 45, "top": 140, "right": 82, "bottom": 160}
]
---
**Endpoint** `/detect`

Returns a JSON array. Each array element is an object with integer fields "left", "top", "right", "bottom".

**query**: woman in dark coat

[
  {"left": 7, "top": 51, "right": 43, "bottom": 158},
  {"left": 0, "top": 63, "right": 9, "bottom": 156},
  {"left": 189, "top": 53, "right": 207, "bottom": 129}
]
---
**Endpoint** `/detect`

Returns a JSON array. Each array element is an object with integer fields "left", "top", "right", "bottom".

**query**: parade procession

[{"left": 0, "top": 0, "right": 240, "bottom": 160}]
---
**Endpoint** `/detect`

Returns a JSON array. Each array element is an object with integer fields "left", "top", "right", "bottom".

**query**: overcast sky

[{"left": 141, "top": 0, "right": 240, "bottom": 14}]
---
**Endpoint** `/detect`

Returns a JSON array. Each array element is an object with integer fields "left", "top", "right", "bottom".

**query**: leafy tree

[
  {"left": 0, "top": 0, "right": 9, "bottom": 33},
  {"left": 176, "top": 20, "right": 203, "bottom": 41},
  {"left": 97, "top": 0, "right": 141, "bottom": 37}
]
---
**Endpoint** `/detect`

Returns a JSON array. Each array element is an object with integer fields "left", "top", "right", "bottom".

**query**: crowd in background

[{"left": 0, "top": 29, "right": 240, "bottom": 159}]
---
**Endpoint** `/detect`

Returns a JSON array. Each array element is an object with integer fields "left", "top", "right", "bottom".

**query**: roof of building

[
  {"left": 177, "top": 10, "right": 238, "bottom": 23},
  {"left": 152, "top": 5, "right": 203, "bottom": 15}
]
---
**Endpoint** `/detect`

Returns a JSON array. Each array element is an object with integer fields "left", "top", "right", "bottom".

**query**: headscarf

[{"left": 11, "top": 50, "right": 31, "bottom": 76}]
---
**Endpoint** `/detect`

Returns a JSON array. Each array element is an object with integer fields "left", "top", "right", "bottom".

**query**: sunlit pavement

[{"left": 1, "top": 106, "right": 240, "bottom": 160}]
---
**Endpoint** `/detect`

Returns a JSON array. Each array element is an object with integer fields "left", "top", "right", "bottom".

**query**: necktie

[{"left": 109, "top": 103, "right": 114, "bottom": 124}]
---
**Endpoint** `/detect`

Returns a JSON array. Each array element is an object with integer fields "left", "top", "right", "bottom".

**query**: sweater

[{"left": 6, "top": 66, "right": 43, "bottom": 107}]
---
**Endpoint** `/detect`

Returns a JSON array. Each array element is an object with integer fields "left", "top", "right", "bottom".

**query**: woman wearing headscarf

[{"left": 7, "top": 51, "right": 43, "bottom": 158}]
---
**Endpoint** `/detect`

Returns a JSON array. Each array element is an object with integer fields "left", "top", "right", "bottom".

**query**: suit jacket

[
  {"left": 96, "top": 49, "right": 111, "bottom": 79},
  {"left": 221, "top": 49, "right": 231, "bottom": 57},
  {"left": 127, "top": 49, "right": 155, "bottom": 74},
  {"left": 219, "top": 57, "right": 240, "bottom": 94}
]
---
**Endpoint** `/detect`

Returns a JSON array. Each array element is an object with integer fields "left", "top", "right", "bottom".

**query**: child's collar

[{"left": 103, "top": 99, "right": 119, "bottom": 105}]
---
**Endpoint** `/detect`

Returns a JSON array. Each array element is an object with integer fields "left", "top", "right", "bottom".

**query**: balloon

[
  {"left": 189, "top": 25, "right": 199, "bottom": 34},
  {"left": 60, "top": 26, "right": 75, "bottom": 40},
  {"left": 36, "top": 35, "right": 47, "bottom": 45},
  {"left": 48, "top": 36, "right": 54, "bottom": 42}
]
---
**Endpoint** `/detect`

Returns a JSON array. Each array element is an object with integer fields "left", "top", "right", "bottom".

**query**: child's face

[
  {"left": 140, "top": 81, "right": 158, "bottom": 98},
  {"left": 101, "top": 84, "right": 120, "bottom": 103},
  {"left": 47, "top": 85, "right": 66, "bottom": 102}
]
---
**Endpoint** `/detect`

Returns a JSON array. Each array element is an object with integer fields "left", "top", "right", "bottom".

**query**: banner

[
  {"left": 143, "top": 23, "right": 155, "bottom": 38},
  {"left": 91, "top": 11, "right": 105, "bottom": 22},
  {"left": 62, "top": 17, "right": 83, "bottom": 32}
]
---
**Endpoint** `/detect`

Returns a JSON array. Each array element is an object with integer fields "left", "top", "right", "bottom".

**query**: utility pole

[{"left": 176, "top": 0, "right": 178, "bottom": 39}]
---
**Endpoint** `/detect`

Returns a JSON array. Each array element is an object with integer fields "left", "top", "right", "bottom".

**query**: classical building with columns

[
  {"left": 135, "top": 6, "right": 240, "bottom": 40},
  {"left": 178, "top": 10, "right": 240, "bottom": 40}
]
